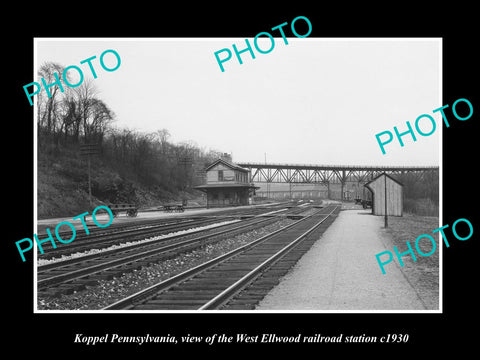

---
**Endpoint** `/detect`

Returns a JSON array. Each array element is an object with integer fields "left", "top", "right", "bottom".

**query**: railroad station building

[
  {"left": 194, "top": 158, "right": 259, "bottom": 208},
  {"left": 364, "top": 172, "right": 403, "bottom": 216}
]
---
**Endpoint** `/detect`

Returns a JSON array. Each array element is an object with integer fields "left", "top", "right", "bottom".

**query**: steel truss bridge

[{"left": 237, "top": 162, "right": 439, "bottom": 185}]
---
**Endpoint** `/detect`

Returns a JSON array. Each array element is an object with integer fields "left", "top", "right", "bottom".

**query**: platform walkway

[{"left": 256, "top": 207, "right": 434, "bottom": 311}]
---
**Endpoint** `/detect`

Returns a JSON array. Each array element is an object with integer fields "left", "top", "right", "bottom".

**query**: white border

[{"left": 33, "top": 37, "right": 443, "bottom": 314}]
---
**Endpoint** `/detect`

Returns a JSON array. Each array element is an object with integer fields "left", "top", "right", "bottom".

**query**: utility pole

[
  {"left": 80, "top": 143, "right": 100, "bottom": 211},
  {"left": 178, "top": 156, "right": 192, "bottom": 206},
  {"left": 384, "top": 173, "right": 388, "bottom": 228},
  {"left": 264, "top": 152, "right": 270, "bottom": 199}
]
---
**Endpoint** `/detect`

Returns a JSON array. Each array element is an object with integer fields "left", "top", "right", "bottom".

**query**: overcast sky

[{"left": 35, "top": 38, "right": 441, "bottom": 166}]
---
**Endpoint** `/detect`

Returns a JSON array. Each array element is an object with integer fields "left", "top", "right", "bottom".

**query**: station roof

[{"left": 205, "top": 158, "right": 249, "bottom": 173}]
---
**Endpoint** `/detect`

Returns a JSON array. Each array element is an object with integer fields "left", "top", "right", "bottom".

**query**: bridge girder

[{"left": 237, "top": 162, "right": 439, "bottom": 184}]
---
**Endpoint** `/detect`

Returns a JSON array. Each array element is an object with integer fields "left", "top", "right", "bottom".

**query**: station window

[{"left": 218, "top": 170, "right": 223, "bottom": 181}]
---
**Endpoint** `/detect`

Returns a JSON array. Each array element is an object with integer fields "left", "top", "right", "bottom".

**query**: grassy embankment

[{"left": 380, "top": 212, "right": 440, "bottom": 310}]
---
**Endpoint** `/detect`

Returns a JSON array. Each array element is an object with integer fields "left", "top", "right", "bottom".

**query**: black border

[{"left": 6, "top": 5, "right": 478, "bottom": 354}]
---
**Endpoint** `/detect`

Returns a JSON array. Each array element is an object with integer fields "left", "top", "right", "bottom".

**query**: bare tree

[
  {"left": 37, "top": 62, "right": 66, "bottom": 146},
  {"left": 71, "top": 79, "right": 99, "bottom": 143},
  {"left": 88, "top": 98, "right": 115, "bottom": 145},
  {"left": 58, "top": 94, "right": 78, "bottom": 144}
]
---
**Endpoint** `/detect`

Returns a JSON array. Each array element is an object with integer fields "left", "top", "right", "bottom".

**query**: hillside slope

[{"left": 37, "top": 150, "right": 203, "bottom": 219}]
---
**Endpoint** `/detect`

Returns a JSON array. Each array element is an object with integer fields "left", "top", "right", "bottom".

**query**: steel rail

[
  {"left": 39, "top": 203, "right": 292, "bottom": 255},
  {"left": 199, "top": 205, "right": 338, "bottom": 310},
  {"left": 37, "top": 216, "right": 280, "bottom": 289},
  {"left": 37, "top": 217, "right": 244, "bottom": 271},
  {"left": 102, "top": 205, "right": 335, "bottom": 310},
  {"left": 37, "top": 217, "right": 222, "bottom": 257}
]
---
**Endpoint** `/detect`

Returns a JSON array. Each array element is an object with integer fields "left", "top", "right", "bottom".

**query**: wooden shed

[{"left": 364, "top": 172, "right": 403, "bottom": 216}]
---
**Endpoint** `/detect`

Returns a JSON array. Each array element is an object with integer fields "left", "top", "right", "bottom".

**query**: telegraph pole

[
  {"left": 384, "top": 173, "right": 388, "bottom": 228},
  {"left": 80, "top": 143, "right": 100, "bottom": 211},
  {"left": 178, "top": 156, "right": 192, "bottom": 206},
  {"left": 265, "top": 152, "right": 270, "bottom": 199}
]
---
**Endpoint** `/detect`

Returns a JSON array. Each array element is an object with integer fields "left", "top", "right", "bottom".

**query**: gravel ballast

[{"left": 37, "top": 218, "right": 295, "bottom": 310}]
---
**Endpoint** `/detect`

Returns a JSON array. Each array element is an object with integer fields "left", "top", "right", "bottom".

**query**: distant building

[
  {"left": 364, "top": 172, "right": 403, "bottom": 216},
  {"left": 194, "top": 158, "right": 259, "bottom": 208}
]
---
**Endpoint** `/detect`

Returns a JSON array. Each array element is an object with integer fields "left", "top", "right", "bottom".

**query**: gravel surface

[
  {"left": 37, "top": 219, "right": 240, "bottom": 266},
  {"left": 37, "top": 218, "right": 295, "bottom": 310}
]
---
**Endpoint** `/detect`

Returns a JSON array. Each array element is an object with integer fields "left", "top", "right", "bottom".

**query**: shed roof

[
  {"left": 205, "top": 158, "right": 249, "bottom": 173},
  {"left": 364, "top": 172, "right": 404, "bottom": 190}
]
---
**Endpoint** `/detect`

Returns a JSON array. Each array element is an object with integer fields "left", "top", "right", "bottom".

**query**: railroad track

[
  {"left": 38, "top": 203, "right": 292, "bottom": 259},
  {"left": 37, "top": 214, "right": 290, "bottom": 297},
  {"left": 103, "top": 204, "right": 340, "bottom": 310},
  {"left": 38, "top": 217, "right": 231, "bottom": 260}
]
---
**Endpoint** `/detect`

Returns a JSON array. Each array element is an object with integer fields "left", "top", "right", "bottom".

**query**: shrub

[{"left": 404, "top": 198, "right": 439, "bottom": 216}]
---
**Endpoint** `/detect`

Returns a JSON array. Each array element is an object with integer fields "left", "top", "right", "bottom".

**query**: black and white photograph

[
  {"left": 32, "top": 38, "right": 441, "bottom": 313},
  {"left": 6, "top": 6, "right": 478, "bottom": 354}
]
